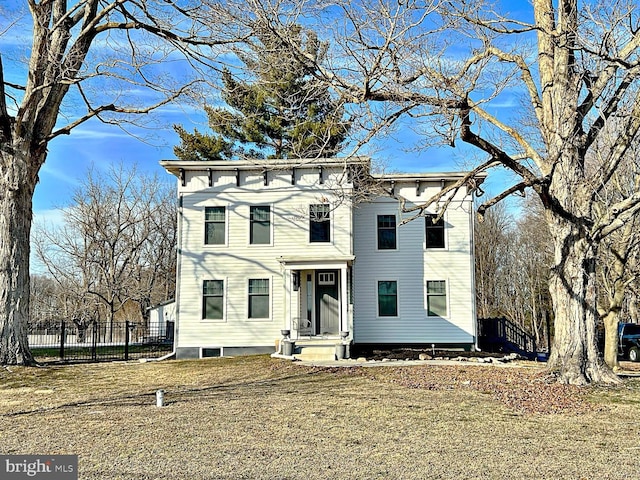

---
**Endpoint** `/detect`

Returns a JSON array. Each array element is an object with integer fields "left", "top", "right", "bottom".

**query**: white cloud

[
  {"left": 32, "top": 208, "right": 67, "bottom": 229},
  {"left": 58, "top": 125, "right": 132, "bottom": 140}
]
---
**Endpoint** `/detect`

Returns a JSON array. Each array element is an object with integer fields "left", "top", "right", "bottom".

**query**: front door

[{"left": 315, "top": 270, "right": 339, "bottom": 335}]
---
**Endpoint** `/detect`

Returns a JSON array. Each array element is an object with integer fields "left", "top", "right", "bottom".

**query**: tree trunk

[
  {"left": 0, "top": 151, "right": 37, "bottom": 365},
  {"left": 546, "top": 213, "right": 619, "bottom": 384},
  {"left": 602, "top": 311, "right": 620, "bottom": 370},
  {"left": 598, "top": 232, "right": 631, "bottom": 370}
]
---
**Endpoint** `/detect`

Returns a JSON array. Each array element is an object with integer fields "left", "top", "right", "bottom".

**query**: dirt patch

[
  {"left": 350, "top": 346, "right": 499, "bottom": 361},
  {"left": 347, "top": 364, "right": 594, "bottom": 414}
]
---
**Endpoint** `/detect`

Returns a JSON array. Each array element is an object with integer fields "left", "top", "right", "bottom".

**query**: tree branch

[
  {"left": 594, "top": 98, "right": 640, "bottom": 194},
  {"left": 397, "top": 157, "right": 496, "bottom": 223},
  {"left": 0, "top": 55, "right": 12, "bottom": 142},
  {"left": 47, "top": 80, "right": 200, "bottom": 141},
  {"left": 459, "top": 105, "right": 539, "bottom": 183}
]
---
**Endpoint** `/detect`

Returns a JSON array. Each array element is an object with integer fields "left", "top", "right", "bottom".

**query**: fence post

[
  {"left": 91, "top": 321, "right": 98, "bottom": 361},
  {"left": 125, "top": 320, "right": 130, "bottom": 361},
  {"left": 59, "top": 320, "right": 65, "bottom": 360}
]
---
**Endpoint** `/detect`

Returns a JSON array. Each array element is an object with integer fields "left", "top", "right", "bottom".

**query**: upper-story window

[
  {"left": 377, "top": 214, "right": 397, "bottom": 250},
  {"left": 250, "top": 206, "right": 271, "bottom": 245},
  {"left": 205, "top": 206, "right": 226, "bottom": 245},
  {"left": 425, "top": 214, "right": 445, "bottom": 248},
  {"left": 310, "top": 204, "right": 331, "bottom": 243}
]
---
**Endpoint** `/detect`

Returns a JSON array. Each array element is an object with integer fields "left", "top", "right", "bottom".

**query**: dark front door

[{"left": 315, "top": 270, "right": 339, "bottom": 335}]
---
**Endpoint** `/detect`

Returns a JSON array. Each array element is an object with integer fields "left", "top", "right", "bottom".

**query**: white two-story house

[{"left": 160, "top": 157, "right": 483, "bottom": 359}]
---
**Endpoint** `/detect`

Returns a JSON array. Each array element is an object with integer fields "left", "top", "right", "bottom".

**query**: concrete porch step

[{"left": 294, "top": 345, "right": 338, "bottom": 362}]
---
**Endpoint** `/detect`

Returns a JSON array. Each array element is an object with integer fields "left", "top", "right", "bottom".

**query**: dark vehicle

[{"left": 619, "top": 323, "right": 640, "bottom": 362}]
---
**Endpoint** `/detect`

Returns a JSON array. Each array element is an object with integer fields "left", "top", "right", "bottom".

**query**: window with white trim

[
  {"left": 205, "top": 206, "right": 225, "bottom": 245},
  {"left": 250, "top": 206, "right": 271, "bottom": 245},
  {"left": 318, "top": 272, "right": 335, "bottom": 285},
  {"left": 377, "top": 214, "right": 397, "bottom": 250},
  {"left": 426, "top": 280, "right": 447, "bottom": 317},
  {"left": 203, "top": 280, "right": 224, "bottom": 319},
  {"left": 248, "top": 279, "right": 270, "bottom": 319},
  {"left": 425, "top": 214, "right": 445, "bottom": 248},
  {"left": 310, "top": 204, "right": 331, "bottom": 242},
  {"left": 378, "top": 280, "right": 398, "bottom": 317}
]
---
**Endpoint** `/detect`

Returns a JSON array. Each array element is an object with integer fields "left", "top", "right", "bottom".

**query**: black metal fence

[{"left": 29, "top": 320, "right": 174, "bottom": 363}]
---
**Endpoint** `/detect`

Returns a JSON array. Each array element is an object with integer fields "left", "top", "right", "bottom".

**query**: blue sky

[
  {"left": 1, "top": 1, "right": 522, "bottom": 229},
  {"left": 32, "top": 109, "right": 485, "bottom": 221},
  {"left": 32, "top": 114, "right": 186, "bottom": 219}
]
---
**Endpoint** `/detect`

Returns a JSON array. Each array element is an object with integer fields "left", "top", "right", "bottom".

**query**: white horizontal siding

[
  {"left": 172, "top": 163, "right": 478, "bottom": 350},
  {"left": 352, "top": 196, "right": 475, "bottom": 344},
  {"left": 176, "top": 173, "right": 353, "bottom": 349}
]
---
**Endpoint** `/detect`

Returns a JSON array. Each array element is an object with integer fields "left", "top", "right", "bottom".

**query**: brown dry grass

[{"left": 1, "top": 356, "right": 639, "bottom": 479}]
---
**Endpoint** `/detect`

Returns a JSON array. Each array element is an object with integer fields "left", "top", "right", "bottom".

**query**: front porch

[{"left": 277, "top": 255, "right": 354, "bottom": 339}]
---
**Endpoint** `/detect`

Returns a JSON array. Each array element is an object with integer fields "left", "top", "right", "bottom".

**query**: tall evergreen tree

[{"left": 174, "top": 25, "right": 349, "bottom": 160}]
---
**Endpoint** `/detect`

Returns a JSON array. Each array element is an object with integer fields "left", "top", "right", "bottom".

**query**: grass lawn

[{"left": 1, "top": 356, "right": 639, "bottom": 479}]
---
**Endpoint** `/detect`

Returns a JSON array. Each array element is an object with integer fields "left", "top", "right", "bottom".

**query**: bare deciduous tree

[
  {"left": 0, "top": 0, "right": 241, "bottom": 364},
  {"left": 34, "top": 164, "right": 176, "bottom": 341},
  {"left": 474, "top": 201, "right": 512, "bottom": 319},
  {"left": 594, "top": 143, "right": 640, "bottom": 369},
  {"left": 474, "top": 197, "right": 552, "bottom": 348},
  {"left": 233, "top": 0, "right": 640, "bottom": 383}
]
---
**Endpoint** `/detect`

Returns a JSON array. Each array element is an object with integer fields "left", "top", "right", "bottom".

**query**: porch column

[
  {"left": 282, "top": 267, "right": 290, "bottom": 332},
  {"left": 340, "top": 265, "right": 348, "bottom": 333}
]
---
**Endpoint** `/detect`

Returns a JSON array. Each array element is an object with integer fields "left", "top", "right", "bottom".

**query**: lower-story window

[
  {"left": 248, "top": 278, "right": 270, "bottom": 319},
  {"left": 203, "top": 280, "right": 224, "bottom": 319},
  {"left": 378, "top": 280, "right": 398, "bottom": 317},
  {"left": 426, "top": 280, "right": 447, "bottom": 317}
]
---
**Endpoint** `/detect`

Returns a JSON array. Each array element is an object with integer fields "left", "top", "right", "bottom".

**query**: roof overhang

[
  {"left": 277, "top": 255, "right": 355, "bottom": 270},
  {"left": 373, "top": 171, "right": 488, "bottom": 184},
  {"left": 160, "top": 157, "right": 370, "bottom": 177}
]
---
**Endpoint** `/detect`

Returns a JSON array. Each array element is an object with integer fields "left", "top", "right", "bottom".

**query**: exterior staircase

[{"left": 477, "top": 317, "right": 538, "bottom": 360}]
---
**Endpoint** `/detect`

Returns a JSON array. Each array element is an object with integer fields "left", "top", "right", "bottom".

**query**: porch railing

[{"left": 477, "top": 317, "right": 537, "bottom": 359}]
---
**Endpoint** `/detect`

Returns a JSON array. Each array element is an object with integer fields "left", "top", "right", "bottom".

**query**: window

[
  {"left": 250, "top": 206, "right": 271, "bottom": 245},
  {"left": 203, "top": 280, "right": 224, "bottom": 319},
  {"left": 310, "top": 204, "right": 331, "bottom": 242},
  {"left": 201, "top": 348, "right": 221, "bottom": 358},
  {"left": 425, "top": 214, "right": 445, "bottom": 248},
  {"left": 377, "top": 214, "right": 397, "bottom": 250},
  {"left": 205, "top": 206, "right": 225, "bottom": 245},
  {"left": 318, "top": 272, "right": 335, "bottom": 285},
  {"left": 248, "top": 279, "right": 270, "bottom": 319},
  {"left": 378, "top": 281, "right": 398, "bottom": 317},
  {"left": 426, "top": 280, "right": 447, "bottom": 317}
]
